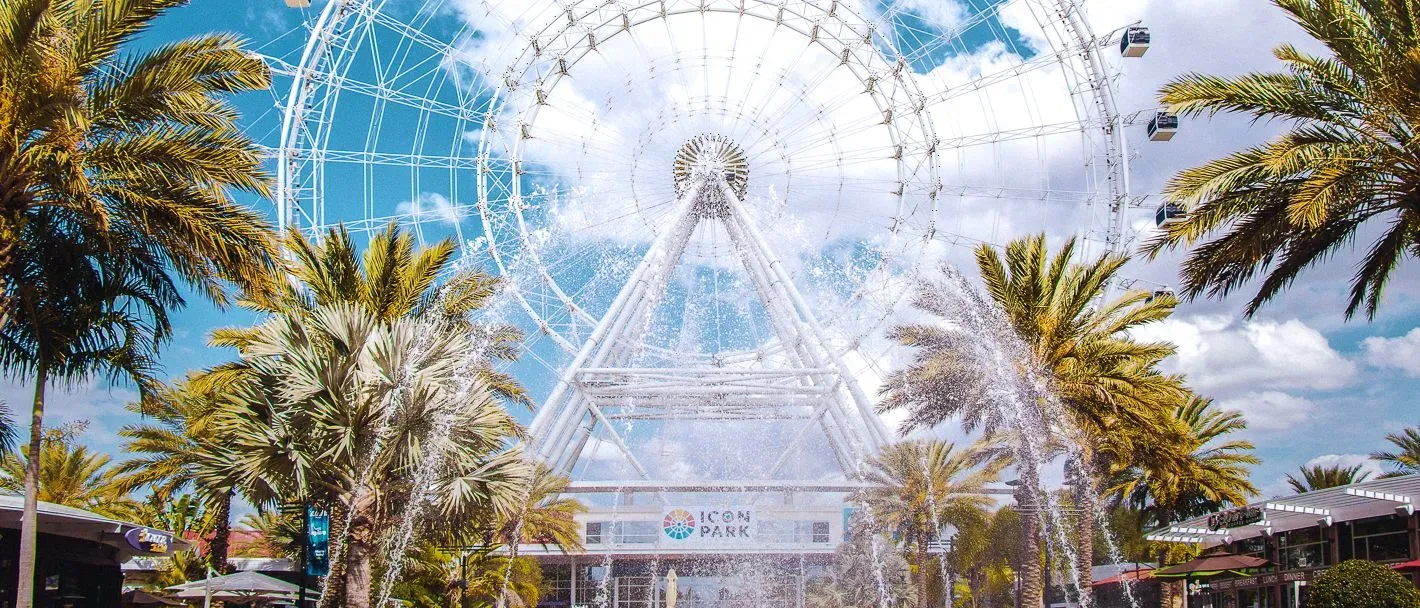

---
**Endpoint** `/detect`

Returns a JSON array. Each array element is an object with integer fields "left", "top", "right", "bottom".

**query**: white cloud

[
  {"left": 1215, "top": 391, "right": 1315, "bottom": 432},
  {"left": 397, "top": 192, "right": 464, "bottom": 226},
  {"left": 1132, "top": 316, "right": 1356, "bottom": 392},
  {"left": 1362, "top": 328, "right": 1420, "bottom": 378}
]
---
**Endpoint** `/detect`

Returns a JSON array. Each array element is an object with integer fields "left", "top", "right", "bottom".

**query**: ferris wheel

[{"left": 270, "top": 0, "right": 1153, "bottom": 463}]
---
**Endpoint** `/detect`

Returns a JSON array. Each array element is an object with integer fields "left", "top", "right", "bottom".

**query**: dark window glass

[
  {"left": 812, "top": 521, "right": 831, "bottom": 544},
  {"left": 586, "top": 522, "right": 603, "bottom": 544},
  {"left": 1353, "top": 515, "right": 1408, "bottom": 536}
]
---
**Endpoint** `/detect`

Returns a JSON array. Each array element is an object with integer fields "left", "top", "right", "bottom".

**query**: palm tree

[
  {"left": 1287, "top": 464, "right": 1370, "bottom": 493},
  {"left": 214, "top": 224, "right": 529, "bottom": 408},
  {"left": 486, "top": 464, "right": 585, "bottom": 551},
  {"left": 1372, "top": 426, "right": 1420, "bottom": 477},
  {"left": 1109, "top": 395, "right": 1258, "bottom": 608},
  {"left": 1143, "top": 0, "right": 1420, "bottom": 320},
  {"left": 880, "top": 234, "right": 1184, "bottom": 603},
  {"left": 118, "top": 378, "right": 261, "bottom": 573},
  {"left": 856, "top": 439, "right": 1001, "bottom": 608},
  {"left": 805, "top": 515, "right": 916, "bottom": 608},
  {"left": 0, "top": 2, "right": 279, "bottom": 602},
  {"left": 212, "top": 304, "right": 531, "bottom": 608},
  {"left": 0, "top": 423, "right": 139, "bottom": 520}
]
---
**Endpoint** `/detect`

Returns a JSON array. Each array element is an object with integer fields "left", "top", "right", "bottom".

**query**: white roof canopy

[{"left": 1147, "top": 474, "right": 1420, "bottom": 547}]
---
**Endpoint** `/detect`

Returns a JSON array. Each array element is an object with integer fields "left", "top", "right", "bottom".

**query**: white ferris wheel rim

[{"left": 272, "top": 0, "right": 1130, "bottom": 363}]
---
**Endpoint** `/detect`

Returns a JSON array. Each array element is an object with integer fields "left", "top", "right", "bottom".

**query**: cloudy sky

[{"left": 10, "top": 0, "right": 1420, "bottom": 504}]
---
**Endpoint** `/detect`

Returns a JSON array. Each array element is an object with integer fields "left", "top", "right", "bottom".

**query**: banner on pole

[{"left": 306, "top": 506, "right": 330, "bottom": 576}]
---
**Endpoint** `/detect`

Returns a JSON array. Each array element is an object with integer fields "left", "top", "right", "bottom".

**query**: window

[
  {"left": 1234, "top": 537, "right": 1266, "bottom": 559},
  {"left": 611, "top": 521, "right": 658, "bottom": 544},
  {"left": 586, "top": 522, "right": 603, "bottom": 545},
  {"left": 616, "top": 576, "right": 653, "bottom": 608},
  {"left": 758, "top": 520, "right": 833, "bottom": 543},
  {"left": 575, "top": 565, "right": 608, "bottom": 607},
  {"left": 1278, "top": 526, "right": 1330, "bottom": 569},
  {"left": 1352, "top": 516, "right": 1411, "bottom": 562},
  {"left": 541, "top": 565, "right": 571, "bottom": 604}
]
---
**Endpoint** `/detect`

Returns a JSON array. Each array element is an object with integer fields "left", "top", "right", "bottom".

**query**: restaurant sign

[
  {"left": 661, "top": 507, "right": 755, "bottom": 543},
  {"left": 1208, "top": 569, "right": 1323, "bottom": 591},
  {"left": 124, "top": 527, "right": 173, "bottom": 554},
  {"left": 1208, "top": 506, "right": 1264, "bottom": 530}
]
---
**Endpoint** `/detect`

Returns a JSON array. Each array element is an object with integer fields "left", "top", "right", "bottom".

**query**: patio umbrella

[
  {"left": 167, "top": 571, "right": 299, "bottom": 594},
  {"left": 1392, "top": 558, "right": 1420, "bottom": 572},
  {"left": 1154, "top": 552, "right": 1272, "bottom": 578},
  {"left": 121, "top": 590, "right": 183, "bottom": 606}
]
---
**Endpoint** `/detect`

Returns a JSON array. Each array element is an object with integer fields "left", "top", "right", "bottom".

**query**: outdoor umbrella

[
  {"left": 1153, "top": 552, "right": 1273, "bottom": 608},
  {"left": 1153, "top": 552, "right": 1272, "bottom": 578},
  {"left": 121, "top": 590, "right": 183, "bottom": 606},
  {"left": 167, "top": 571, "right": 315, "bottom": 606},
  {"left": 1393, "top": 558, "right": 1420, "bottom": 573}
]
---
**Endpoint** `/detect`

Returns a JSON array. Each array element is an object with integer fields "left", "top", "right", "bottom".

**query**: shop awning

[
  {"left": 1092, "top": 568, "right": 1154, "bottom": 586},
  {"left": 1146, "top": 473, "right": 1420, "bottom": 548}
]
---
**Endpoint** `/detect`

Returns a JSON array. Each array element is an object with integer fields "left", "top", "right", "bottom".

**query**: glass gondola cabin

[
  {"left": 1120, "top": 27, "right": 1151, "bottom": 57},
  {"left": 1155, "top": 202, "right": 1185, "bottom": 227},
  {"left": 1145, "top": 289, "right": 1175, "bottom": 304},
  {"left": 1148, "top": 112, "right": 1178, "bottom": 141}
]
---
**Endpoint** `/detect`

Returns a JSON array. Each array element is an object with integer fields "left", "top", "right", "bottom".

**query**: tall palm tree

[
  {"left": 0, "top": 424, "right": 139, "bottom": 521},
  {"left": 856, "top": 439, "right": 1001, "bottom": 608},
  {"left": 881, "top": 234, "right": 1184, "bottom": 604},
  {"left": 1372, "top": 426, "right": 1420, "bottom": 477},
  {"left": 211, "top": 304, "right": 531, "bottom": 608},
  {"left": 1287, "top": 463, "right": 1370, "bottom": 493},
  {"left": 1144, "top": 0, "right": 1420, "bottom": 320},
  {"left": 117, "top": 378, "right": 261, "bottom": 573},
  {"left": 0, "top": 2, "right": 279, "bottom": 602}
]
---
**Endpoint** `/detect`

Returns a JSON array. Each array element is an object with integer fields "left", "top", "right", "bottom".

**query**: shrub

[{"left": 1308, "top": 559, "right": 1420, "bottom": 608}]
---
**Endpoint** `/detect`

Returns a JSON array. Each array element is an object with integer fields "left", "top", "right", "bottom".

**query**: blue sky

[{"left": 7, "top": 0, "right": 1420, "bottom": 506}]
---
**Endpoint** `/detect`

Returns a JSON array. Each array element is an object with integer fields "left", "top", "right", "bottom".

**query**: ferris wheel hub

[{"left": 673, "top": 134, "right": 749, "bottom": 212}]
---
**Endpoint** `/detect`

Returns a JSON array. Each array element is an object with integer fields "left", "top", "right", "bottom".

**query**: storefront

[
  {"left": 0, "top": 495, "right": 186, "bottom": 608},
  {"left": 522, "top": 502, "right": 848, "bottom": 608},
  {"left": 1147, "top": 474, "right": 1420, "bottom": 608}
]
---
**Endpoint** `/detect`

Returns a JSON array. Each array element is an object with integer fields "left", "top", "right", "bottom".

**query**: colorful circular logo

[{"left": 662, "top": 509, "right": 696, "bottom": 540}]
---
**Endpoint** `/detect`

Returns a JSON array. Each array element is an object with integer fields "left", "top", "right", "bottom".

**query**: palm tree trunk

[
  {"left": 1016, "top": 485, "right": 1043, "bottom": 608},
  {"left": 15, "top": 367, "right": 46, "bottom": 608},
  {"left": 210, "top": 490, "right": 234, "bottom": 574},
  {"left": 343, "top": 489, "right": 378, "bottom": 608},
  {"left": 1069, "top": 454, "right": 1096, "bottom": 607},
  {"left": 916, "top": 539, "right": 931, "bottom": 608}
]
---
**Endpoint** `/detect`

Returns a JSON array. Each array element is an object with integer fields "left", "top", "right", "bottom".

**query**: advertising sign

[
  {"left": 124, "top": 527, "right": 173, "bottom": 554},
  {"left": 306, "top": 506, "right": 330, "bottom": 576},
  {"left": 660, "top": 507, "right": 755, "bottom": 543},
  {"left": 1207, "top": 506, "right": 1264, "bottom": 530}
]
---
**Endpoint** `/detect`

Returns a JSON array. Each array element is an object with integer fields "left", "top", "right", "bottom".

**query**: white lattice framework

[{"left": 269, "top": 0, "right": 1146, "bottom": 492}]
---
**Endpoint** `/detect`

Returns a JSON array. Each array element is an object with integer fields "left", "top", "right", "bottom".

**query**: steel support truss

[{"left": 528, "top": 174, "right": 891, "bottom": 488}]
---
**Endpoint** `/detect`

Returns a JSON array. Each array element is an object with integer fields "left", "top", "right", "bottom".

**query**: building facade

[
  {"left": 524, "top": 502, "right": 852, "bottom": 608},
  {"left": 1148, "top": 474, "right": 1420, "bottom": 608}
]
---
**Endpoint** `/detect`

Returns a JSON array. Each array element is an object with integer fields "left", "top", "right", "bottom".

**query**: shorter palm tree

[
  {"left": 0, "top": 423, "right": 139, "bottom": 520},
  {"left": 1372, "top": 426, "right": 1420, "bottom": 477},
  {"left": 1287, "top": 464, "right": 1370, "bottom": 493},
  {"left": 212, "top": 304, "right": 531, "bottom": 608},
  {"left": 856, "top": 439, "right": 1001, "bottom": 608}
]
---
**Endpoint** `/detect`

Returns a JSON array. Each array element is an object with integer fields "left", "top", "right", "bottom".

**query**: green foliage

[
  {"left": 1287, "top": 463, "right": 1370, "bottom": 493},
  {"left": 1146, "top": 0, "right": 1420, "bottom": 319},
  {"left": 1373, "top": 426, "right": 1420, "bottom": 477},
  {"left": 0, "top": 422, "right": 138, "bottom": 520},
  {"left": 805, "top": 517, "right": 916, "bottom": 608},
  {"left": 1308, "top": 560, "right": 1420, "bottom": 608}
]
